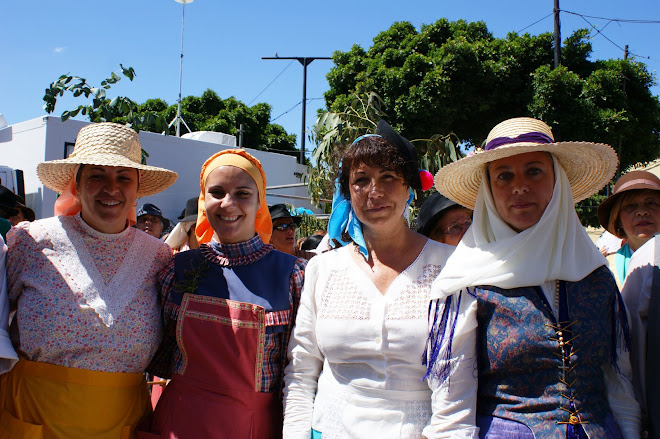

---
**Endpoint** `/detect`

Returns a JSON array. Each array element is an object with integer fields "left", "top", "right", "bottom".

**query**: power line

[
  {"left": 577, "top": 14, "right": 629, "bottom": 54},
  {"left": 248, "top": 60, "right": 295, "bottom": 106},
  {"left": 517, "top": 13, "right": 553, "bottom": 33},
  {"left": 562, "top": 10, "right": 660, "bottom": 24},
  {"left": 272, "top": 98, "right": 323, "bottom": 122}
]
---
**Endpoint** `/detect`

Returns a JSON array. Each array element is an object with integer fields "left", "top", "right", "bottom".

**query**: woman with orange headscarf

[{"left": 143, "top": 149, "right": 306, "bottom": 439}]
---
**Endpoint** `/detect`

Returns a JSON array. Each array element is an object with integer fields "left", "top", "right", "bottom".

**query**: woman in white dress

[{"left": 283, "top": 121, "right": 454, "bottom": 439}]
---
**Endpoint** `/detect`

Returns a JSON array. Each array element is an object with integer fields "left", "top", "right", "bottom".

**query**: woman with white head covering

[
  {"left": 424, "top": 117, "right": 640, "bottom": 438},
  {"left": 0, "top": 122, "right": 177, "bottom": 438}
]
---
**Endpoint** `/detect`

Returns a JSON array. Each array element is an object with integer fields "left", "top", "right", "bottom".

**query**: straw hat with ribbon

[
  {"left": 434, "top": 117, "right": 618, "bottom": 209},
  {"left": 37, "top": 122, "right": 178, "bottom": 197}
]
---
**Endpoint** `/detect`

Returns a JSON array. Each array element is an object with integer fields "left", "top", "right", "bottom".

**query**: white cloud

[{"left": 53, "top": 47, "right": 67, "bottom": 53}]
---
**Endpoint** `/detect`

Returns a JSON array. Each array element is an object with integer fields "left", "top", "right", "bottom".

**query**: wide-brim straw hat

[
  {"left": 37, "top": 122, "right": 177, "bottom": 197},
  {"left": 597, "top": 170, "right": 660, "bottom": 236},
  {"left": 434, "top": 117, "right": 618, "bottom": 209}
]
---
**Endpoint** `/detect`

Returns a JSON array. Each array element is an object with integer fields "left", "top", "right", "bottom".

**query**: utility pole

[
  {"left": 553, "top": 0, "right": 561, "bottom": 68},
  {"left": 238, "top": 123, "right": 244, "bottom": 148},
  {"left": 616, "top": 45, "right": 629, "bottom": 180},
  {"left": 262, "top": 55, "right": 332, "bottom": 164}
]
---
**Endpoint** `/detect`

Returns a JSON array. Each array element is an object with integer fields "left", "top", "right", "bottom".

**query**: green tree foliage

[
  {"left": 43, "top": 67, "right": 298, "bottom": 159},
  {"left": 99, "top": 90, "right": 298, "bottom": 158},
  {"left": 308, "top": 92, "right": 462, "bottom": 211},
  {"left": 325, "top": 19, "right": 660, "bottom": 172}
]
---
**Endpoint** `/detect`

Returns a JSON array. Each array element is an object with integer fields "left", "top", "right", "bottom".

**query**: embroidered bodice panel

[{"left": 7, "top": 215, "right": 172, "bottom": 372}]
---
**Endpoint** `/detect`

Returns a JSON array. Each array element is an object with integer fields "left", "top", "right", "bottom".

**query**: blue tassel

[
  {"left": 610, "top": 290, "right": 632, "bottom": 374},
  {"left": 422, "top": 291, "right": 463, "bottom": 384}
]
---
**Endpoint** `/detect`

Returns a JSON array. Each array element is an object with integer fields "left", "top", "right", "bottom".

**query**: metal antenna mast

[{"left": 169, "top": 0, "right": 194, "bottom": 137}]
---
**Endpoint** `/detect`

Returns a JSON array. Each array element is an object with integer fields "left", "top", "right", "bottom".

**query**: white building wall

[{"left": 0, "top": 117, "right": 316, "bottom": 223}]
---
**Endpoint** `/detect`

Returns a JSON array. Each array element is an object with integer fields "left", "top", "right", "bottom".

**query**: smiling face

[
  {"left": 617, "top": 189, "right": 660, "bottom": 251},
  {"left": 349, "top": 162, "right": 410, "bottom": 231},
  {"left": 204, "top": 166, "right": 259, "bottom": 244},
  {"left": 487, "top": 151, "right": 555, "bottom": 233},
  {"left": 76, "top": 165, "right": 139, "bottom": 234}
]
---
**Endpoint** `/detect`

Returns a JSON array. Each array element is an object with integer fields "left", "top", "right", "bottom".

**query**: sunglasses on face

[{"left": 273, "top": 222, "right": 297, "bottom": 232}]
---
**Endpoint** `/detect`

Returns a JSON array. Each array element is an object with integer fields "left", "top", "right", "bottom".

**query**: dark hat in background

[
  {"left": 417, "top": 192, "right": 459, "bottom": 237},
  {"left": 376, "top": 120, "right": 422, "bottom": 190},
  {"left": 178, "top": 197, "right": 199, "bottom": 222},
  {"left": 269, "top": 204, "right": 302, "bottom": 225},
  {"left": 0, "top": 185, "right": 25, "bottom": 218},
  {"left": 597, "top": 170, "right": 660, "bottom": 236},
  {"left": 137, "top": 203, "right": 170, "bottom": 230}
]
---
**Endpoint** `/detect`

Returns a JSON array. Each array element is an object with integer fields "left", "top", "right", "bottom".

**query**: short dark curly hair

[{"left": 337, "top": 136, "right": 419, "bottom": 200}]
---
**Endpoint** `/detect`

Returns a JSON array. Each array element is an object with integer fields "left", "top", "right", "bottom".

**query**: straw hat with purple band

[
  {"left": 37, "top": 122, "right": 178, "bottom": 197},
  {"left": 597, "top": 170, "right": 660, "bottom": 237},
  {"left": 434, "top": 117, "right": 618, "bottom": 209}
]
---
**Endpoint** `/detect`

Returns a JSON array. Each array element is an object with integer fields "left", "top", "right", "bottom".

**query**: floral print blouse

[{"left": 7, "top": 214, "right": 172, "bottom": 373}]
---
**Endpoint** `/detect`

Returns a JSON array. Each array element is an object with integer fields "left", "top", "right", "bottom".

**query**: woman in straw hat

[
  {"left": 0, "top": 122, "right": 177, "bottom": 439},
  {"left": 144, "top": 149, "right": 305, "bottom": 439},
  {"left": 597, "top": 170, "right": 660, "bottom": 284},
  {"left": 283, "top": 121, "right": 454, "bottom": 438},
  {"left": 424, "top": 117, "right": 640, "bottom": 438}
]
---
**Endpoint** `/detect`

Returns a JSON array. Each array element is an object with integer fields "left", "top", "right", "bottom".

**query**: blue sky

[{"left": 2, "top": 0, "right": 658, "bottom": 160}]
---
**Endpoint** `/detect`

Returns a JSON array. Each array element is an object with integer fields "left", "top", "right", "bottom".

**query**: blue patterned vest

[{"left": 474, "top": 266, "right": 622, "bottom": 438}]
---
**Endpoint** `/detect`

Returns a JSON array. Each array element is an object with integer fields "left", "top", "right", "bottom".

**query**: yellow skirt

[{"left": 0, "top": 359, "right": 151, "bottom": 439}]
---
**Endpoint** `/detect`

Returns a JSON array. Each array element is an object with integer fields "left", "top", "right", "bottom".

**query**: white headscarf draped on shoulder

[
  {"left": 432, "top": 117, "right": 617, "bottom": 297},
  {"left": 423, "top": 117, "right": 618, "bottom": 382}
]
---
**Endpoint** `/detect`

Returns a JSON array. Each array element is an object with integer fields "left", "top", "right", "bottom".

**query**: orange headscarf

[
  {"left": 195, "top": 149, "right": 272, "bottom": 244},
  {"left": 53, "top": 165, "right": 138, "bottom": 226}
]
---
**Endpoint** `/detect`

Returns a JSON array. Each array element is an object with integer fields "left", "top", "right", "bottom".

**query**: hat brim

[
  {"left": 597, "top": 182, "right": 660, "bottom": 236},
  {"left": 37, "top": 154, "right": 178, "bottom": 198},
  {"left": 435, "top": 141, "right": 618, "bottom": 209}
]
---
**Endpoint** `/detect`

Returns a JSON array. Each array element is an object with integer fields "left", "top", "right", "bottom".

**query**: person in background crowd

[
  {"left": 164, "top": 197, "right": 200, "bottom": 253},
  {"left": 9, "top": 205, "right": 35, "bottom": 226},
  {"left": 136, "top": 203, "right": 170, "bottom": 239},
  {"left": 283, "top": 120, "right": 454, "bottom": 438},
  {"left": 0, "top": 185, "right": 35, "bottom": 237},
  {"left": 598, "top": 170, "right": 660, "bottom": 283},
  {"left": 426, "top": 117, "right": 639, "bottom": 438},
  {"left": 417, "top": 191, "right": 473, "bottom": 246},
  {"left": 620, "top": 234, "right": 660, "bottom": 438},
  {"left": 300, "top": 234, "right": 323, "bottom": 252},
  {"left": 145, "top": 149, "right": 305, "bottom": 439},
  {"left": 269, "top": 203, "right": 301, "bottom": 255},
  {"left": 0, "top": 122, "right": 177, "bottom": 439},
  {"left": 0, "top": 235, "right": 17, "bottom": 375}
]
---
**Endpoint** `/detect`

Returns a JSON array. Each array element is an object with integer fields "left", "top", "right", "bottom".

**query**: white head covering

[
  {"left": 164, "top": 220, "right": 195, "bottom": 250},
  {"left": 431, "top": 156, "right": 607, "bottom": 299}
]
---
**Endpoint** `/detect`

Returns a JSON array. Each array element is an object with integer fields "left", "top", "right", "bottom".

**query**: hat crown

[
  {"left": 485, "top": 117, "right": 555, "bottom": 147},
  {"left": 612, "top": 170, "right": 660, "bottom": 194},
  {"left": 71, "top": 122, "right": 141, "bottom": 163}
]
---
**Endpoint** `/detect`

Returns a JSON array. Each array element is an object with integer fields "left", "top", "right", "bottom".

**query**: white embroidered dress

[
  {"left": 7, "top": 214, "right": 171, "bottom": 373},
  {"left": 283, "top": 239, "right": 455, "bottom": 439}
]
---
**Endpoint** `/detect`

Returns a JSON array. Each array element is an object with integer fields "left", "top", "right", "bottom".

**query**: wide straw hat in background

[
  {"left": 434, "top": 117, "right": 618, "bottom": 209},
  {"left": 597, "top": 170, "right": 660, "bottom": 236},
  {"left": 37, "top": 122, "right": 178, "bottom": 197}
]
